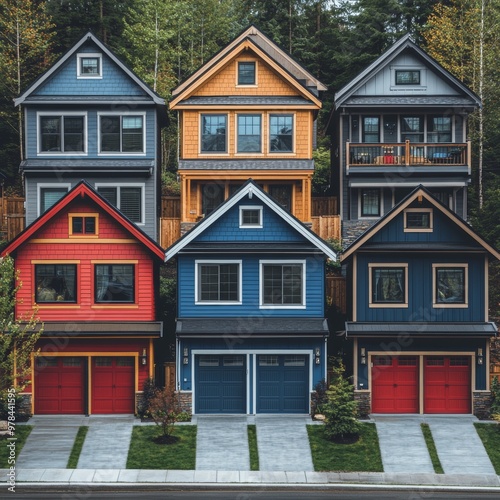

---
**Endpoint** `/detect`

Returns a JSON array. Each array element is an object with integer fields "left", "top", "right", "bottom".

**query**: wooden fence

[
  {"left": 311, "top": 215, "right": 341, "bottom": 241},
  {"left": 312, "top": 196, "right": 338, "bottom": 216},
  {"left": 160, "top": 217, "right": 181, "bottom": 249},
  {"left": 161, "top": 196, "right": 181, "bottom": 218},
  {"left": 326, "top": 275, "right": 346, "bottom": 314},
  {"left": 0, "top": 196, "right": 25, "bottom": 241}
]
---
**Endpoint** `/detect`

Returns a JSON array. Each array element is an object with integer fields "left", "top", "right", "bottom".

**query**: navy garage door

[
  {"left": 257, "top": 355, "right": 309, "bottom": 413},
  {"left": 195, "top": 355, "right": 246, "bottom": 413}
]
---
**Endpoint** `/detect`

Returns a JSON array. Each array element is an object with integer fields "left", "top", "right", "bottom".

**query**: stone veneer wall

[
  {"left": 354, "top": 392, "right": 371, "bottom": 419},
  {"left": 473, "top": 391, "right": 492, "bottom": 420},
  {"left": 180, "top": 222, "right": 197, "bottom": 236},
  {"left": 177, "top": 391, "right": 192, "bottom": 413},
  {"left": 18, "top": 394, "right": 32, "bottom": 419}
]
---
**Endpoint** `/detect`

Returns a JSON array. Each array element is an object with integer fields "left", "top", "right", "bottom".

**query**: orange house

[
  {"left": 170, "top": 25, "right": 327, "bottom": 232},
  {"left": 2, "top": 181, "right": 164, "bottom": 415}
]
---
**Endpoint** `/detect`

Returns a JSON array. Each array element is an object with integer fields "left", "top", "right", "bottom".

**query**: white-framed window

[
  {"left": 239, "top": 206, "right": 263, "bottom": 228},
  {"left": 404, "top": 208, "right": 433, "bottom": 232},
  {"left": 432, "top": 263, "right": 468, "bottom": 308},
  {"left": 200, "top": 114, "right": 227, "bottom": 153},
  {"left": 269, "top": 114, "right": 293, "bottom": 153},
  {"left": 77, "top": 53, "right": 102, "bottom": 78},
  {"left": 38, "top": 112, "right": 87, "bottom": 154},
  {"left": 237, "top": 61, "right": 257, "bottom": 86},
  {"left": 391, "top": 66, "right": 426, "bottom": 89},
  {"left": 369, "top": 263, "right": 409, "bottom": 308},
  {"left": 95, "top": 183, "right": 145, "bottom": 224},
  {"left": 396, "top": 69, "right": 420, "bottom": 85},
  {"left": 195, "top": 260, "right": 242, "bottom": 305},
  {"left": 237, "top": 114, "right": 262, "bottom": 153},
  {"left": 38, "top": 183, "right": 71, "bottom": 216},
  {"left": 98, "top": 112, "right": 146, "bottom": 154},
  {"left": 259, "top": 260, "right": 306, "bottom": 309}
]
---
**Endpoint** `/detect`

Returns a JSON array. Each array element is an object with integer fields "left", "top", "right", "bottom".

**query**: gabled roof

[
  {"left": 335, "top": 33, "right": 481, "bottom": 110},
  {"left": 170, "top": 25, "right": 325, "bottom": 109},
  {"left": 340, "top": 185, "right": 500, "bottom": 262},
  {"left": 15, "top": 32, "right": 165, "bottom": 106},
  {"left": 1, "top": 180, "right": 165, "bottom": 260},
  {"left": 165, "top": 179, "right": 337, "bottom": 262}
]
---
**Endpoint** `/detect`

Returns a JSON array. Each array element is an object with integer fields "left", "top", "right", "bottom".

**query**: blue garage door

[
  {"left": 257, "top": 355, "right": 309, "bottom": 413},
  {"left": 195, "top": 355, "right": 246, "bottom": 413}
]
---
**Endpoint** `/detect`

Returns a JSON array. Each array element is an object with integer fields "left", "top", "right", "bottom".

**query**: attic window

[
  {"left": 395, "top": 70, "right": 420, "bottom": 85},
  {"left": 238, "top": 61, "right": 256, "bottom": 85},
  {"left": 404, "top": 208, "right": 433, "bottom": 232},
  {"left": 77, "top": 54, "right": 102, "bottom": 78},
  {"left": 240, "top": 206, "right": 263, "bottom": 228},
  {"left": 69, "top": 213, "right": 98, "bottom": 237}
]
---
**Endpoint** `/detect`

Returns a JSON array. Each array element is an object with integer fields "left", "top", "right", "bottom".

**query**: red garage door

[
  {"left": 92, "top": 357, "right": 135, "bottom": 414},
  {"left": 371, "top": 356, "right": 419, "bottom": 413},
  {"left": 424, "top": 356, "right": 471, "bottom": 413},
  {"left": 34, "top": 357, "right": 85, "bottom": 414}
]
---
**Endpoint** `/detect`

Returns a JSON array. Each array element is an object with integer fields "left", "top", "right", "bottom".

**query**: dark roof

[
  {"left": 22, "top": 95, "right": 157, "bottom": 104},
  {"left": 178, "top": 96, "right": 314, "bottom": 106},
  {"left": 345, "top": 322, "right": 497, "bottom": 337},
  {"left": 176, "top": 318, "right": 329, "bottom": 337},
  {"left": 178, "top": 159, "right": 314, "bottom": 170},
  {"left": 20, "top": 159, "right": 154, "bottom": 174},
  {"left": 357, "top": 242, "right": 484, "bottom": 252},
  {"left": 178, "top": 242, "right": 323, "bottom": 254},
  {"left": 33, "top": 322, "right": 162, "bottom": 336},
  {"left": 341, "top": 96, "right": 478, "bottom": 108}
]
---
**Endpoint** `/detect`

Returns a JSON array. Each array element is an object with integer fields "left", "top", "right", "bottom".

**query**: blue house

[
  {"left": 340, "top": 186, "right": 499, "bottom": 418},
  {"left": 165, "top": 180, "right": 337, "bottom": 414},
  {"left": 15, "top": 32, "right": 166, "bottom": 241}
]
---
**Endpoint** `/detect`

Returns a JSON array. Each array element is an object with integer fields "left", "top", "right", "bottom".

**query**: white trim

[
  {"left": 77, "top": 53, "right": 102, "bottom": 79},
  {"left": 94, "top": 182, "right": 146, "bottom": 225},
  {"left": 239, "top": 205, "right": 263, "bottom": 228},
  {"left": 390, "top": 66, "right": 427, "bottom": 91},
  {"left": 37, "top": 112, "right": 88, "bottom": 156},
  {"left": 259, "top": 259, "right": 306, "bottom": 309},
  {"left": 432, "top": 263, "right": 469, "bottom": 308},
  {"left": 37, "top": 183, "right": 71, "bottom": 218},
  {"left": 368, "top": 263, "right": 409, "bottom": 308},
  {"left": 194, "top": 260, "right": 242, "bottom": 305},
  {"left": 350, "top": 181, "right": 469, "bottom": 188},
  {"left": 404, "top": 207, "right": 433, "bottom": 233},
  {"left": 97, "top": 112, "right": 146, "bottom": 156}
]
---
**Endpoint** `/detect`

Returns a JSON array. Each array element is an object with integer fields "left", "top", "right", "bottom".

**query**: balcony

[{"left": 346, "top": 140, "right": 471, "bottom": 174}]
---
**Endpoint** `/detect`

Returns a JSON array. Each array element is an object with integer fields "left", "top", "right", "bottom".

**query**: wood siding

[{"left": 0, "top": 196, "right": 25, "bottom": 241}]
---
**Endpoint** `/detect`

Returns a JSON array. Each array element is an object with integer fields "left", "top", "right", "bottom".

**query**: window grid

[
  {"left": 237, "top": 115, "right": 261, "bottom": 153},
  {"left": 238, "top": 62, "right": 256, "bottom": 85},
  {"left": 198, "top": 263, "right": 239, "bottom": 303},
  {"left": 262, "top": 264, "right": 303, "bottom": 306},
  {"left": 100, "top": 115, "right": 144, "bottom": 153},
  {"left": 201, "top": 115, "right": 227, "bottom": 152}
]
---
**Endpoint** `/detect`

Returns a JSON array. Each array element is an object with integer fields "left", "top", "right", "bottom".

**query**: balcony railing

[{"left": 346, "top": 140, "right": 471, "bottom": 169}]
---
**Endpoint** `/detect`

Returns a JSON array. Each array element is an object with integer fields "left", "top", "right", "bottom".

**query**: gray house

[
  {"left": 332, "top": 34, "right": 481, "bottom": 244},
  {"left": 15, "top": 32, "right": 166, "bottom": 241}
]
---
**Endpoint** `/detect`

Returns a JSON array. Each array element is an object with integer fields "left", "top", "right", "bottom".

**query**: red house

[{"left": 1, "top": 181, "right": 164, "bottom": 415}]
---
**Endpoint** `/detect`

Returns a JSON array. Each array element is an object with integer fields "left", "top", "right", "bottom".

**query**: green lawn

[
  {"left": 127, "top": 425, "right": 197, "bottom": 469},
  {"left": 0, "top": 425, "right": 33, "bottom": 468},
  {"left": 474, "top": 423, "right": 500, "bottom": 474},
  {"left": 247, "top": 424, "right": 259, "bottom": 471},
  {"left": 420, "top": 423, "right": 444, "bottom": 474},
  {"left": 67, "top": 426, "right": 88, "bottom": 468},
  {"left": 307, "top": 423, "right": 383, "bottom": 472}
]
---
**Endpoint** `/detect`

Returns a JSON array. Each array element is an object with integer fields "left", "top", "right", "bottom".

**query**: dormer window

[
  {"left": 69, "top": 213, "right": 98, "bottom": 237},
  {"left": 396, "top": 70, "right": 420, "bottom": 85},
  {"left": 404, "top": 208, "right": 433, "bottom": 232},
  {"left": 240, "top": 206, "right": 263, "bottom": 228},
  {"left": 77, "top": 53, "right": 102, "bottom": 78},
  {"left": 238, "top": 61, "right": 256, "bottom": 85}
]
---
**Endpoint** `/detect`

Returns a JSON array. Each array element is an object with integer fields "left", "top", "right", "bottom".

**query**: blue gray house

[
  {"left": 165, "top": 180, "right": 337, "bottom": 414},
  {"left": 15, "top": 32, "right": 166, "bottom": 241},
  {"left": 340, "top": 186, "right": 499, "bottom": 418}
]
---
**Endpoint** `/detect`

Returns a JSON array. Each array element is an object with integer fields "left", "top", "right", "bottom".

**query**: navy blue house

[
  {"left": 341, "top": 186, "right": 499, "bottom": 418},
  {"left": 165, "top": 180, "right": 337, "bottom": 414}
]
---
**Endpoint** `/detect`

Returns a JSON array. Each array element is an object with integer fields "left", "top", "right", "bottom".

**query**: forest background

[{"left": 2, "top": 0, "right": 500, "bottom": 318}]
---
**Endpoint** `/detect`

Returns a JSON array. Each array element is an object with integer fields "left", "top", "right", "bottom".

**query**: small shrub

[
  {"left": 148, "top": 387, "right": 183, "bottom": 444},
  {"left": 311, "top": 379, "right": 328, "bottom": 418},
  {"left": 137, "top": 377, "right": 157, "bottom": 419}
]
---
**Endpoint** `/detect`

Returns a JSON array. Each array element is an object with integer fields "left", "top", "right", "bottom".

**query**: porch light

[
  {"left": 141, "top": 348, "right": 147, "bottom": 366},
  {"left": 315, "top": 347, "right": 321, "bottom": 357},
  {"left": 478, "top": 348, "right": 484, "bottom": 365},
  {"left": 183, "top": 347, "right": 189, "bottom": 357}
]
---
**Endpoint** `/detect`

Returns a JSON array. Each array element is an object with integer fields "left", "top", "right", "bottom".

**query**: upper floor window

[
  {"left": 95, "top": 264, "right": 135, "bottom": 303},
  {"left": 35, "top": 264, "right": 76, "bottom": 303},
  {"left": 99, "top": 114, "right": 144, "bottom": 153},
  {"left": 69, "top": 213, "right": 98, "bottom": 237},
  {"left": 96, "top": 184, "right": 143, "bottom": 223},
  {"left": 39, "top": 115, "right": 85, "bottom": 153},
  {"left": 433, "top": 264, "right": 468, "bottom": 307},
  {"left": 361, "top": 189, "right": 380, "bottom": 217},
  {"left": 240, "top": 206, "right": 263, "bottom": 228},
  {"left": 201, "top": 182, "right": 225, "bottom": 216},
  {"left": 369, "top": 264, "right": 408, "bottom": 307},
  {"left": 401, "top": 116, "right": 424, "bottom": 142},
  {"left": 39, "top": 185, "right": 70, "bottom": 216},
  {"left": 363, "top": 117, "right": 379, "bottom": 143},
  {"left": 260, "top": 261, "right": 305, "bottom": 308},
  {"left": 270, "top": 115, "right": 293, "bottom": 152},
  {"left": 196, "top": 261, "right": 241, "bottom": 304},
  {"left": 269, "top": 184, "right": 292, "bottom": 212},
  {"left": 428, "top": 115, "right": 452, "bottom": 143},
  {"left": 396, "top": 70, "right": 420, "bottom": 85},
  {"left": 77, "top": 53, "right": 102, "bottom": 78},
  {"left": 237, "top": 114, "right": 261, "bottom": 153},
  {"left": 238, "top": 61, "right": 256, "bottom": 85},
  {"left": 404, "top": 208, "right": 433, "bottom": 232},
  {"left": 201, "top": 115, "right": 227, "bottom": 153}
]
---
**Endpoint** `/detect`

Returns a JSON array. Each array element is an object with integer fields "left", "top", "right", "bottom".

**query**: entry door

[
  {"left": 92, "top": 357, "right": 135, "bottom": 414},
  {"left": 424, "top": 356, "right": 471, "bottom": 413},
  {"left": 34, "top": 357, "right": 85, "bottom": 414},
  {"left": 371, "top": 356, "right": 419, "bottom": 413}
]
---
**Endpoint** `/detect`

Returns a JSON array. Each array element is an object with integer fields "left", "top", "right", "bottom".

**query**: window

[
  {"left": 40, "top": 115, "right": 85, "bottom": 153},
  {"left": 201, "top": 182, "right": 225, "bottom": 216},
  {"left": 99, "top": 114, "right": 144, "bottom": 153},
  {"left": 401, "top": 116, "right": 424, "bottom": 142},
  {"left": 433, "top": 264, "right": 467, "bottom": 307},
  {"left": 77, "top": 53, "right": 102, "bottom": 78},
  {"left": 428, "top": 115, "right": 452, "bottom": 143},
  {"left": 201, "top": 115, "right": 227, "bottom": 152},
  {"left": 39, "top": 185, "right": 70, "bottom": 215},
  {"left": 404, "top": 208, "right": 433, "bottom": 232},
  {"left": 270, "top": 115, "right": 293, "bottom": 152},
  {"left": 96, "top": 185, "right": 143, "bottom": 223},
  {"left": 269, "top": 184, "right": 292, "bottom": 212},
  {"left": 361, "top": 189, "right": 380, "bottom": 217},
  {"left": 199, "top": 356, "right": 219, "bottom": 367},
  {"left": 240, "top": 206, "right": 263, "bottom": 228},
  {"left": 259, "top": 355, "right": 279, "bottom": 366},
  {"left": 261, "top": 261, "right": 305, "bottom": 307},
  {"left": 223, "top": 356, "right": 244, "bottom": 366},
  {"left": 369, "top": 264, "right": 408, "bottom": 307},
  {"left": 196, "top": 261, "right": 241, "bottom": 304},
  {"left": 95, "top": 264, "right": 135, "bottom": 303},
  {"left": 396, "top": 70, "right": 420, "bottom": 85},
  {"left": 237, "top": 115, "right": 261, "bottom": 153},
  {"left": 284, "top": 355, "right": 306, "bottom": 366},
  {"left": 69, "top": 214, "right": 98, "bottom": 236},
  {"left": 363, "top": 117, "right": 379, "bottom": 143},
  {"left": 35, "top": 264, "right": 76, "bottom": 303},
  {"left": 238, "top": 61, "right": 256, "bottom": 85}
]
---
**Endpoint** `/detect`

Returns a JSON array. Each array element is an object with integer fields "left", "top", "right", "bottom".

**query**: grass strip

[
  {"left": 67, "top": 426, "right": 89, "bottom": 469},
  {"left": 127, "top": 425, "right": 197, "bottom": 469},
  {"left": 474, "top": 423, "right": 500, "bottom": 474},
  {"left": 307, "top": 423, "right": 383, "bottom": 472},
  {"left": 0, "top": 425, "right": 33, "bottom": 468},
  {"left": 420, "top": 423, "right": 444, "bottom": 474},
  {"left": 247, "top": 424, "right": 259, "bottom": 471}
]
